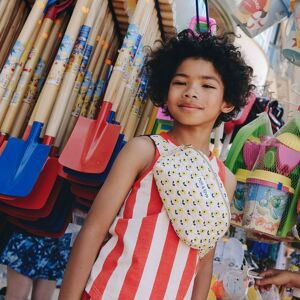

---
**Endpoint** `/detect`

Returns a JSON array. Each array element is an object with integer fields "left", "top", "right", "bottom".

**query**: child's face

[{"left": 166, "top": 58, "right": 234, "bottom": 128}]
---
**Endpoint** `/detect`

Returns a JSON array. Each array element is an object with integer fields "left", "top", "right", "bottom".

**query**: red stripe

[
  {"left": 216, "top": 158, "right": 226, "bottom": 184},
  {"left": 123, "top": 182, "right": 140, "bottom": 219},
  {"left": 149, "top": 224, "right": 179, "bottom": 299},
  {"left": 81, "top": 291, "right": 90, "bottom": 300},
  {"left": 175, "top": 250, "right": 198, "bottom": 300},
  {"left": 90, "top": 220, "right": 128, "bottom": 298},
  {"left": 123, "top": 148, "right": 160, "bottom": 219},
  {"left": 118, "top": 214, "right": 159, "bottom": 299},
  {"left": 147, "top": 179, "right": 163, "bottom": 215}
]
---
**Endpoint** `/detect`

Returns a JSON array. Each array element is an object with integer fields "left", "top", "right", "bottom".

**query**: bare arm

[
  {"left": 224, "top": 167, "right": 237, "bottom": 203},
  {"left": 59, "top": 137, "right": 155, "bottom": 300},
  {"left": 191, "top": 167, "right": 236, "bottom": 299},
  {"left": 191, "top": 248, "right": 215, "bottom": 300}
]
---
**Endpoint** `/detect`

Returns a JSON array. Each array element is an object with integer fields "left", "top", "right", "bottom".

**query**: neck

[{"left": 168, "top": 123, "right": 214, "bottom": 156}]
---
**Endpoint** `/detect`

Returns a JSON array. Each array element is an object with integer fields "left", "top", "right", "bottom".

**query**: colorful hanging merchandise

[
  {"left": 227, "top": 112, "right": 300, "bottom": 238},
  {"left": 227, "top": 0, "right": 290, "bottom": 37},
  {"left": 283, "top": 0, "right": 300, "bottom": 66}
]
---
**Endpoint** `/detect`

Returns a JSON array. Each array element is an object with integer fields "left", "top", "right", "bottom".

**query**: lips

[{"left": 178, "top": 103, "right": 204, "bottom": 110}]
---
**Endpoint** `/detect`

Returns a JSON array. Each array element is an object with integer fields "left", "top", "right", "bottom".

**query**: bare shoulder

[
  {"left": 118, "top": 136, "right": 156, "bottom": 173},
  {"left": 224, "top": 167, "right": 237, "bottom": 202}
]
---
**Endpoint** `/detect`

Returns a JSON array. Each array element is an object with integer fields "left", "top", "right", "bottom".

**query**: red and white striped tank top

[{"left": 84, "top": 133, "right": 226, "bottom": 300}]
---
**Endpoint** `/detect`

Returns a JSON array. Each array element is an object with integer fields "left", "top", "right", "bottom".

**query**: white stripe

[
  {"left": 163, "top": 242, "right": 190, "bottom": 299},
  {"left": 132, "top": 173, "right": 153, "bottom": 218},
  {"left": 184, "top": 276, "right": 195, "bottom": 300},
  {"left": 134, "top": 211, "right": 170, "bottom": 300},
  {"left": 102, "top": 217, "right": 143, "bottom": 299},
  {"left": 85, "top": 221, "right": 118, "bottom": 293}
]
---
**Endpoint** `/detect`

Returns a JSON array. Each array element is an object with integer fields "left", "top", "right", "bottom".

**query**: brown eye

[{"left": 173, "top": 81, "right": 186, "bottom": 85}]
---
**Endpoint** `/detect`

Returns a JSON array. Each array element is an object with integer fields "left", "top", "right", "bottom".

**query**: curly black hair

[{"left": 146, "top": 29, "right": 255, "bottom": 128}]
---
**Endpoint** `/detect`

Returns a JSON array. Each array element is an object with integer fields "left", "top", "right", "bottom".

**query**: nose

[{"left": 183, "top": 87, "right": 199, "bottom": 100}]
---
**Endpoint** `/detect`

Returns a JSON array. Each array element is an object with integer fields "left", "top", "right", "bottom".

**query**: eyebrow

[{"left": 173, "top": 73, "right": 221, "bottom": 84}]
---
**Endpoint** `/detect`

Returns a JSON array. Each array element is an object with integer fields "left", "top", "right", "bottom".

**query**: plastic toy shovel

[
  {"left": 0, "top": 0, "right": 90, "bottom": 196},
  {"left": 59, "top": 0, "right": 153, "bottom": 173},
  {"left": 0, "top": 122, "right": 49, "bottom": 196}
]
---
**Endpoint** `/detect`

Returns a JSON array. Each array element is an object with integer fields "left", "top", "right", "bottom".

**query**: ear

[{"left": 221, "top": 101, "right": 235, "bottom": 114}]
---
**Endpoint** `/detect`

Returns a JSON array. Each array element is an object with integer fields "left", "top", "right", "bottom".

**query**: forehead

[{"left": 175, "top": 57, "right": 221, "bottom": 79}]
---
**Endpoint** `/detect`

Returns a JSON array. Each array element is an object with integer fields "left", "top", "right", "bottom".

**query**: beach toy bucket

[
  {"left": 283, "top": 3, "right": 300, "bottom": 66},
  {"left": 228, "top": 0, "right": 289, "bottom": 37},
  {"left": 242, "top": 170, "right": 294, "bottom": 235},
  {"left": 230, "top": 169, "right": 250, "bottom": 226}
]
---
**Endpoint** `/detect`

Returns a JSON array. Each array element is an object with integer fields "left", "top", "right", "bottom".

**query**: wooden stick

[
  {"left": 86, "top": 37, "right": 118, "bottom": 119},
  {"left": 54, "top": 2, "right": 109, "bottom": 151},
  {"left": 135, "top": 98, "right": 153, "bottom": 136},
  {"left": 0, "top": 0, "right": 20, "bottom": 48},
  {"left": 0, "top": 0, "right": 48, "bottom": 101},
  {"left": 45, "top": 0, "right": 103, "bottom": 139},
  {"left": 0, "top": 0, "right": 18, "bottom": 40},
  {"left": 1, "top": 16, "right": 55, "bottom": 136},
  {"left": 0, "top": 1, "right": 26, "bottom": 68},
  {"left": 57, "top": 10, "right": 111, "bottom": 148},
  {"left": 69, "top": 11, "right": 110, "bottom": 120},
  {"left": 108, "top": 0, "right": 155, "bottom": 115},
  {"left": 0, "top": 24, "right": 40, "bottom": 127},
  {"left": 80, "top": 17, "right": 115, "bottom": 117},
  {"left": 33, "top": 0, "right": 91, "bottom": 132},
  {"left": 117, "top": 13, "right": 158, "bottom": 125},
  {"left": 122, "top": 70, "right": 149, "bottom": 141},
  {"left": 0, "top": 0, "right": 9, "bottom": 23},
  {"left": 11, "top": 16, "right": 67, "bottom": 138}
]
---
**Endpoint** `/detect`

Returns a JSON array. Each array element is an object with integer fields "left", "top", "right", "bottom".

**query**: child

[{"left": 59, "top": 29, "right": 255, "bottom": 300}]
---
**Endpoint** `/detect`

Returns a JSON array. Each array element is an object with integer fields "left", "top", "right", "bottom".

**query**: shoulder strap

[{"left": 150, "top": 134, "right": 176, "bottom": 155}]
